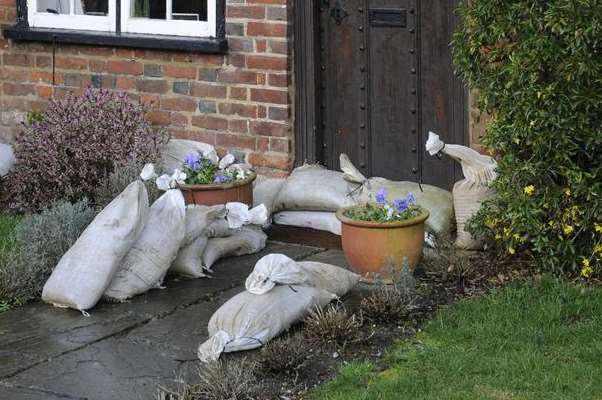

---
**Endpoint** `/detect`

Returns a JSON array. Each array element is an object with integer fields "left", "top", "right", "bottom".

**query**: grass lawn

[
  {"left": 0, "top": 213, "right": 21, "bottom": 256},
  {"left": 316, "top": 277, "right": 602, "bottom": 400}
]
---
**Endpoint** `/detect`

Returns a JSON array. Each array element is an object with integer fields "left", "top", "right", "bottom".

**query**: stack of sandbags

[
  {"left": 0, "top": 143, "right": 15, "bottom": 176},
  {"left": 425, "top": 132, "right": 497, "bottom": 249},
  {"left": 198, "top": 254, "right": 359, "bottom": 362},
  {"left": 42, "top": 181, "right": 149, "bottom": 312}
]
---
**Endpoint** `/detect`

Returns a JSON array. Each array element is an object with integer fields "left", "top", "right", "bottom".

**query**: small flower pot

[
  {"left": 335, "top": 206, "right": 430, "bottom": 282},
  {"left": 179, "top": 172, "right": 256, "bottom": 207}
]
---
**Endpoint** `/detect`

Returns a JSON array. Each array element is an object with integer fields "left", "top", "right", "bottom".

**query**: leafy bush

[
  {"left": 453, "top": 0, "right": 602, "bottom": 275},
  {"left": 8, "top": 89, "right": 168, "bottom": 211},
  {"left": 0, "top": 200, "right": 96, "bottom": 307}
]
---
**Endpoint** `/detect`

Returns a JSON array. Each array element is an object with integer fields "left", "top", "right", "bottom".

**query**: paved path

[{"left": 0, "top": 242, "right": 350, "bottom": 400}]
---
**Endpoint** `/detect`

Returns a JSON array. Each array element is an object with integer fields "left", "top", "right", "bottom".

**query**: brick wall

[{"left": 0, "top": 0, "right": 293, "bottom": 177}]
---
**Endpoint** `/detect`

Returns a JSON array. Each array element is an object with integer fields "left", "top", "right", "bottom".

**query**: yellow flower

[
  {"left": 524, "top": 185, "right": 535, "bottom": 196},
  {"left": 495, "top": 234, "right": 502, "bottom": 240},
  {"left": 513, "top": 137, "right": 520, "bottom": 144},
  {"left": 595, "top": 244, "right": 602, "bottom": 254},
  {"left": 563, "top": 225, "right": 574, "bottom": 235},
  {"left": 595, "top": 223, "right": 602, "bottom": 233},
  {"left": 513, "top": 233, "right": 520, "bottom": 240},
  {"left": 581, "top": 262, "right": 593, "bottom": 278},
  {"left": 508, "top": 247, "right": 516, "bottom": 255},
  {"left": 564, "top": 188, "right": 571, "bottom": 197},
  {"left": 582, "top": 258, "right": 590, "bottom": 268}
]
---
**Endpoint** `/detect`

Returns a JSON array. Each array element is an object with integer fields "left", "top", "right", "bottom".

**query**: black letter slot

[{"left": 369, "top": 8, "right": 407, "bottom": 28}]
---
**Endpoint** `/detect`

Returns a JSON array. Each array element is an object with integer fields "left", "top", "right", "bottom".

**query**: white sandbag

[
  {"left": 245, "top": 254, "right": 359, "bottom": 296},
  {"left": 203, "top": 226, "right": 268, "bottom": 270},
  {"left": 340, "top": 154, "right": 454, "bottom": 235},
  {"left": 161, "top": 139, "right": 219, "bottom": 173},
  {"left": 272, "top": 164, "right": 356, "bottom": 212},
  {"left": 226, "top": 203, "right": 268, "bottom": 229},
  {"left": 198, "top": 285, "right": 335, "bottom": 362},
  {"left": 104, "top": 190, "right": 186, "bottom": 301},
  {"left": 182, "top": 204, "right": 225, "bottom": 247},
  {"left": 253, "top": 177, "right": 286, "bottom": 216},
  {"left": 272, "top": 211, "right": 342, "bottom": 235},
  {"left": 204, "top": 219, "right": 237, "bottom": 238},
  {"left": 0, "top": 143, "right": 15, "bottom": 176},
  {"left": 425, "top": 132, "right": 498, "bottom": 249},
  {"left": 453, "top": 180, "right": 495, "bottom": 249},
  {"left": 42, "top": 181, "right": 149, "bottom": 311},
  {"left": 170, "top": 235, "right": 209, "bottom": 278}
]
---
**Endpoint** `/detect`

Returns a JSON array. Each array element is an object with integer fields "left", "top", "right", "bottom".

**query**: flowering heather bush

[{"left": 8, "top": 89, "right": 168, "bottom": 211}]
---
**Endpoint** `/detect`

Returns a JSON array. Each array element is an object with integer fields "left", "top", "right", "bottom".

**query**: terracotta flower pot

[
  {"left": 335, "top": 206, "right": 429, "bottom": 281},
  {"left": 179, "top": 172, "right": 256, "bottom": 207}
]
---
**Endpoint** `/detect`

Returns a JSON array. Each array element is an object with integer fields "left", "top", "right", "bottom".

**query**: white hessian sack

[
  {"left": 170, "top": 235, "right": 209, "bottom": 278},
  {"left": 226, "top": 203, "right": 268, "bottom": 229},
  {"left": 453, "top": 179, "right": 495, "bottom": 250},
  {"left": 0, "top": 143, "right": 15, "bottom": 176},
  {"left": 104, "top": 190, "right": 186, "bottom": 301},
  {"left": 42, "top": 181, "right": 149, "bottom": 311},
  {"left": 161, "top": 139, "right": 218, "bottom": 173},
  {"left": 204, "top": 219, "right": 237, "bottom": 238},
  {"left": 273, "top": 211, "right": 342, "bottom": 235},
  {"left": 203, "top": 226, "right": 267, "bottom": 270},
  {"left": 272, "top": 164, "right": 356, "bottom": 212},
  {"left": 245, "top": 254, "right": 359, "bottom": 296},
  {"left": 340, "top": 154, "right": 454, "bottom": 235},
  {"left": 182, "top": 204, "right": 225, "bottom": 247},
  {"left": 253, "top": 177, "right": 286, "bottom": 216},
  {"left": 198, "top": 285, "right": 335, "bottom": 362}
]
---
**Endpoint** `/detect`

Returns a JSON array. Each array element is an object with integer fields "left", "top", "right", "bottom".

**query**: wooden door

[{"left": 316, "top": 0, "right": 466, "bottom": 189}]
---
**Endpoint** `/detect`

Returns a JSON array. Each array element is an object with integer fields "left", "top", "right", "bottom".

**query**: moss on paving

[{"left": 316, "top": 277, "right": 602, "bottom": 400}]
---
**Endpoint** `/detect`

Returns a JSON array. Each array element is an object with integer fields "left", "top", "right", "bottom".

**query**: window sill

[{"left": 2, "top": 25, "right": 228, "bottom": 53}]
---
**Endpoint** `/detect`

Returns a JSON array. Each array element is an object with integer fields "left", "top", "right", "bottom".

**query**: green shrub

[
  {"left": 453, "top": 0, "right": 602, "bottom": 276},
  {"left": 0, "top": 200, "right": 96, "bottom": 307}
]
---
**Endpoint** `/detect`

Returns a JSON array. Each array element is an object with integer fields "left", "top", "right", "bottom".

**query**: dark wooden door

[{"left": 316, "top": 0, "right": 466, "bottom": 189}]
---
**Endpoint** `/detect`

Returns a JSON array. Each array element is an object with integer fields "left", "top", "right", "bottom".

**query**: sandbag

[
  {"left": 340, "top": 154, "right": 454, "bottom": 235},
  {"left": 42, "top": 181, "right": 149, "bottom": 311},
  {"left": 226, "top": 203, "right": 269, "bottom": 229},
  {"left": 272, "top": 164, "right": 356, "bottom": 212},
  {"left": 245, "top": 254, "right": 359, "bottom": 296},
  {"left": 203, "top": 226, "right": 268, "bottom": 270},
  {"left": 253, "top": 177, "right": 286, "bottom": 216},
  {"left": 182, "top": 204, "right": 225, "bottom": 247},
  {"left": 104, "top": 190, "right": 186, "bottom": 301},
  {"left": 204, "top": 219, "right": 237, "bottom": 238},
  {"left": 170, "top": 235, "right": 209, "bottom": 278},
  {"left": 453, "top": 179, "right": 495, "bottom": 249},
  {"left": 272, "top": 211, "right": 342, "bottom": 235},
  {"left": 0, "top": 143, "right": 15, "bottom": 176},
  {"left": 198, "top": 285, "right": 335, "bottom": 362},
  {"left": 160, "top": 139, "right": 218, "bottom": 173}
]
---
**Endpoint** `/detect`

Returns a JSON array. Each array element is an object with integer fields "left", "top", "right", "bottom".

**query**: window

[{"left": 26, "top": 0, "right": 218, "bottom": 37}]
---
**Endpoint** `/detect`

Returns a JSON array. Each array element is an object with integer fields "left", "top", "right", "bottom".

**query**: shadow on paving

[{"left": 0, "top": 241, "right": 327, "bottom": 400}]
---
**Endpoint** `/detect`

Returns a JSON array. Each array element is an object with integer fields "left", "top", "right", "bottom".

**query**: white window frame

[
  {"left": 27, "top": 0, "right": 116, "bottom": 32},
  {"left": 121, "top": 0, "right": 217, "bottom": 38}
]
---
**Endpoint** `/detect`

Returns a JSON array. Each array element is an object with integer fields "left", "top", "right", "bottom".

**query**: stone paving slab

[{"left": 0, "top": 242, "right": 331, "bottom": 400}]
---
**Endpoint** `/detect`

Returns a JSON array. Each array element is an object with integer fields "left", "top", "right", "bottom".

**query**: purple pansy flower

[
  {"left": 184, "top": 153, "right": 200, "bottom": 171},
  {"left": 375, "top": 188, "right": 387, "bottom": 205},
  {"left": 406, "top": 192, "right": 417, "bottom": 205},
  {"left": 393, "top": 198, "right": 408, "bottom": 213},
  {"left": 213, "top": 175, "right": 233, "bottom": 184}
]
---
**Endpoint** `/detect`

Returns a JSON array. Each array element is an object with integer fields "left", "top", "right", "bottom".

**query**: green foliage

[
  {"left": 316, "top": 278, "right": 602, "bottom": 399},
  {"left": 453, "top": 0, "right": 602, "bottom": 275},
  {"left": 0, "top": 200, "right": 96, "bottom": 308},
  {"left": 183, "top": 155, "right": 219, "bottom": 185},
  {"left": 93, "top": 160, "right": 161, "bottom": 209}
]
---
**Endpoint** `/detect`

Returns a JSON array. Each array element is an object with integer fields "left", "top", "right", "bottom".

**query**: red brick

[
  {"left": 146, "top": 111, "right": 171, "bottom": 125},
  {"left": 226, "top": 5, "right": 265, "bottom": 19},
  {"left": 268, "top": 73, "right": 288, "bottom": 87},
  {"left": 89, "top": 60, "right": 108, "bottom": 73},
  {"left": 161, "top": 97, "right": 198, "bottom": 112},
  {"left": 172, "top": 128, "right": 217, "bottom": 145},
  {"left": 229, "top": 87, "right": 248, "bottom": 100},
  {"left": 170, "top": 112, "right": 188, "bottom": 126},
  {"left": 218, "top": 70, "right": 261, "bottom": 84},
  {"left": 191, "top": 115, "right": 228, "bottom": 131},
  {"left": 107, "top": 60, "right": 143, "bottom": 75},
  {"left": 116, "top": 77, "right": 137, "bottom": 90},
  {"left": 256, "top": 39, "right": 267, "bottom": 52},
  {"left": 270, "top": 138, "right": 290, "bottom": 153},
  {"left": 3, "top": 82, "right": 35, "bottom": 96},
  {"left": 247, "top": 22, "right": 287, "bottom": 37},
  {"left": 250, "top": 88, "right": 288, "bottom": 104},
  {"left": 35, "top": 55, "right": 51, "bottom": 68},
  {"left": 216, "top": 134, "right": 256, "bottom": 150},
  {"left": 250, "top": 120, "right": 289, "bottom": 137},
  {"left": 190, "top": 83, "right": 227, "bottom": 98},
  {"left": 219, "top": 103, "right": 258, "bottom": 118},
  {"left": 257, "top": 137, "right": 270, "bottom": 152},
  {"left": 247, "top": 151, "right": 291, "bottom": 170},
  {"left": 136, "top": 79, "right": 169, "bottom": 93},
  {"left": 3, "top": 53, "right": 32, "bottom": 66},
  {"left": 247, "top": 55, "right": 287, "bottom": 70},
  {"left": 35, "top": 85, "right": 53, "bottom": 98},
  {"left": 268, "top": 40, "right": 288, "bottom": 54},
  {"left": 228, "top": 119, "right": 249, "bottom": 134},
  {"left": 164, "top": 64, "right": 197, "bottom": 79},
  {"left": 54, "top": 57, "right": 88, "bottom": 70},
  {"left": 248, "top": 0, "right": 286, "bottom": 4}
]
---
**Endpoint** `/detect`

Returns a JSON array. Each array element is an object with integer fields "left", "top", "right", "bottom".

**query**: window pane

[
  {"left": 76, "top": 0, "right": 109, "bottom": 15},
  {"left": 132, "top": 0, "right": 207, "bottom": 21},
  {"left": 37, "top": 0, "right": 71, "bottom": 14}
]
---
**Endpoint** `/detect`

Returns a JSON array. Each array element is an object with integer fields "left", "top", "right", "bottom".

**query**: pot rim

[
  {"left": 179, "top": 171, "right": 257, "bottom": 191},
  {"left": 335, "top": 204, "right": 430, "bottom": 229}
]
